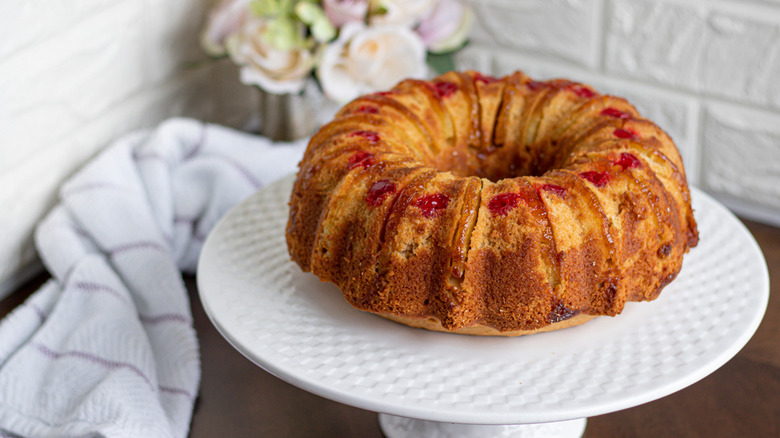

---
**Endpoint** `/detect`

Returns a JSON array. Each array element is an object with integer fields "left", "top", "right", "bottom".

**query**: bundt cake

[{"left": 286, "top": 70, "right": 699, "bottom": 336}]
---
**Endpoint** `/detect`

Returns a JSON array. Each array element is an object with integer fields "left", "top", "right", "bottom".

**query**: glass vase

[{"left": 255, "top": 80, "right": 322, "bottom": 142}]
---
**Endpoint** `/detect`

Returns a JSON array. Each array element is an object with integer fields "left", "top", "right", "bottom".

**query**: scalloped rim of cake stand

[{"left": 197, "top": 174, "right": 769, "bottom": 425}]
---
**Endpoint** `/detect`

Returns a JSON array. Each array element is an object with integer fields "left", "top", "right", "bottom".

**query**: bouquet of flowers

[{"left": 201, "top": 0, "right": 474, "bottom": 104}]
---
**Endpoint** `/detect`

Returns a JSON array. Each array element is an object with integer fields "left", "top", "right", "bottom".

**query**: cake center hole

[{"left": 431, "top": 139, "right": 559, "bottom": 182}]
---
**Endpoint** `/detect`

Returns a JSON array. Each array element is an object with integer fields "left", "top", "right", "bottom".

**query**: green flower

[{"left": 249, "top": 0, "right": 335, "bottom": 50}]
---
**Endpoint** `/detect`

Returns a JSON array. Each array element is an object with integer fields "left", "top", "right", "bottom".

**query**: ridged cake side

[{"left": 286, "top": 70, "right": 699, "bottom": 335}]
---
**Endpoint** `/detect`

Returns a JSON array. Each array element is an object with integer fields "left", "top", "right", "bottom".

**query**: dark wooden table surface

[{"left": 3, "top": 218, "right": 778, "bottom": 437}]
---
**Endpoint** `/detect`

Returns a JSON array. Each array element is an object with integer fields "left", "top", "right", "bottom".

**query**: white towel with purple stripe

[{"left": 0, "top": 118, "right": 306, "bottom": 438}]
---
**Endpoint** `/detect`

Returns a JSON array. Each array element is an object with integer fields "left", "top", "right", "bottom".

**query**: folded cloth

[{"left": 0, "top": 118, "right": 306, "bottom": 438}]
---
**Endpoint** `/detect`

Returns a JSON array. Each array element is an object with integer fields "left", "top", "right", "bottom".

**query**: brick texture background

[{"left": 1, "top": 0, "right": 779, "bottom": 294}]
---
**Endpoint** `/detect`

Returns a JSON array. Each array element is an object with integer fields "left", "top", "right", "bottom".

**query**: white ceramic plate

[{"left": 197, "top": 174, "right": 768, "bottom": 425}]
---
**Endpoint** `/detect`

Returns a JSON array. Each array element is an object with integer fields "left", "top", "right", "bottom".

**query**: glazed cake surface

[{"left": 286, "top": 70, "right": 699, "bottom": 336}]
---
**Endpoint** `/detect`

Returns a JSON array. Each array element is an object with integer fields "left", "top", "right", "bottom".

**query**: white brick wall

[
  {"left": 469, "top": 0, "right": 602, "bottom": 68},
  {"left": 459, "top": 0, "right": 780, "bottom": 227},
  {"left": 703, "top": 103, "right": 780, "bottom": 218},
  {"left": 0, "top": 0, "right": 256, "bottom": 297}
]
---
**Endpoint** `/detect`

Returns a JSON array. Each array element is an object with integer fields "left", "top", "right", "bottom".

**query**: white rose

[
  {"left": 226, "top": 17, "right": 315, "bottom": 94},
  {"left": 200, "top": 0, "right": 252, "bottom": 56},
  {"left": 317, "top": 22, "right": 427, "bottom": 103},
  {"left": 370, "top": 0, "right": 436, "bottom": 27}
]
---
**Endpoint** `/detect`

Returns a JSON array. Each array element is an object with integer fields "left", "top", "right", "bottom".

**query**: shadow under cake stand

[{"left": 197, "top": 175, "right": 769, "bottom": 437}]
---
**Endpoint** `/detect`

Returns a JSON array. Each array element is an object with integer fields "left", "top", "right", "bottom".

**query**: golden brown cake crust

[{"left": 286, "top": 70, "right": 699, "bottom": 336}]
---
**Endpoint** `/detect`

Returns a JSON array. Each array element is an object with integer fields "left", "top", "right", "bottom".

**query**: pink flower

[
  {"left": 416, "top": 0, "right": 474, "bottom": 54},
  {"left": 323, "top": 0, "right": 369, "bottom": 28},
  {"left": 200, "top": 0, "right": 252, "bottom": 56},
  {"left": 370, "top": 0, "right": 436, "bottom": 27}
]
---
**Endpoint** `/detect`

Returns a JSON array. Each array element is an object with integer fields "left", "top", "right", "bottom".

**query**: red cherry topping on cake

[
  {"left": 348, "top": 130, "right": 380, "bottom": 143},
  {"left": 613, "top": 128, "right": 638, "bottom": 139},
  {"left": 474, "top": 73, "right": 500, "bottom": 84},
  {"left": 375, "top": 91, "right": 395, "bottom": 97},
  {"left": 366, "top": 180, "right": 396, "bottom": 206},
  {"left": 347, "top": 151, "right": 375, "bottom": 169},
  {"left": 414, "top": 193, "right": 450, "bottom": 217},
  {"left": 434, "top": 81, "right": 458, "bottom": 98},
  {"left": 356, "top": 105, "right": 379, "bottom": 114},
  {"left": 526, "top": 80, "right": 547, "bottom": 91},
  {"left": 549, "top": 302, "right": 577, "bottom": 323},
  {"left": 614, "top": 153, "right": 641, "bottom": 170},
  {"left": 579, "top": 171, "right": 610, "bottom": 187},
  {"left": 540, "top": 184, "right": 567, "bottom": 197},
  {"left": 601, "top": 107, "right": 632, "bottom": 119},
  {"left": 570, "top": 84, "right": 596, "bottom": 99},
  {"left": 488, "top": 193, "right": 521, "bottom": 216}
]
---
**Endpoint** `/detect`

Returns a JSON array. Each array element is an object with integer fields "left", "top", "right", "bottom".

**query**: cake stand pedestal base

[{"left": 378, "top": 414, "right": 586, "bottom": 438}]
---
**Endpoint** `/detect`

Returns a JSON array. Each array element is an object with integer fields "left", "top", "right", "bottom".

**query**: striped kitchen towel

[{"left": 0, "top": 118, "right": 306, "bottom": 438}]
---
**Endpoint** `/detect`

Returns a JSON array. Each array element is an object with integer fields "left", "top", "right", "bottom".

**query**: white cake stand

[{"left": 197, "top": 174, "right": 768, "bottom": 437}]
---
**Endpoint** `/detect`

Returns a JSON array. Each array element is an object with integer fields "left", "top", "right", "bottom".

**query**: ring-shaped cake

[{"left": 286, "top": 70, "right": 699, "bottom": 336}]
